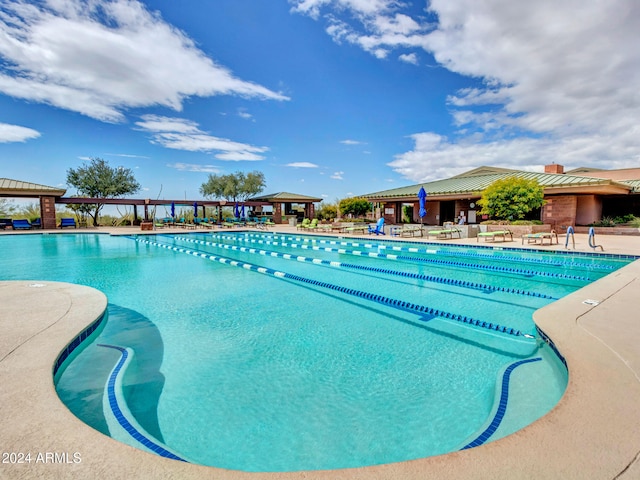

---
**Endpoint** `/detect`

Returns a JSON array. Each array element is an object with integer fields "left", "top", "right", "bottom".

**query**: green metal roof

[
  {"left": 362, "top": 169, "right": 632, "bottom": 199},
  {"left": 250, "top": 192, "right": 323, "bottom": 202},
  {"left": 621, "top": 180, "right": 640, "bottom": 193},
  {"left": 0, "top": 178, "right": 66, "bottom": 196}
]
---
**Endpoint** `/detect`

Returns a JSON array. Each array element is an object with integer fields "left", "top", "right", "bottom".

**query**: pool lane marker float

[
  {"left": 175, "top": 236, "right": 556, "bottom": 300},
  {"left": 235, "top": 232, "right": 616, "bottom": 271},
  {"left": 208, "top": 233, "right": 592, "bottom": 282},
  {"left": 133, "top": 236, "right": 532, "bottom": 339},
  {"left": 98, "top": 344, "right": 188, "bottom": 462}
]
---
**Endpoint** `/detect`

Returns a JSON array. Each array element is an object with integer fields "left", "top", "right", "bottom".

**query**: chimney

[{"left": 545, "top": 163, "right": 564, "bottom": 174}]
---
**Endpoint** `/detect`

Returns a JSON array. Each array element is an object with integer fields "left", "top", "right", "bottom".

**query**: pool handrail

[{"left": 565, "top": 226, "right": 575, "bottom": 249}]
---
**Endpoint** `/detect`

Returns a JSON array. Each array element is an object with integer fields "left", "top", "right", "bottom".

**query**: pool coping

[{"left": 2, "top": 233, "right": 640, "bottom": 479}]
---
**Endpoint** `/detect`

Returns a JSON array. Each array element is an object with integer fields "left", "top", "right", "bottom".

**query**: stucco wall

[{"left": 575, "top": 195, "right": 602, "bottom": 225}]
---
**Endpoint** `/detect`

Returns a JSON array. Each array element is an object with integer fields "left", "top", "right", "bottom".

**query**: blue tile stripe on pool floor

[
  {"left": 461, "top": 357, "right": 543, "bottom": 449},
  {"left": 97, "top": 344, "right": 187, "bottom": 462}
]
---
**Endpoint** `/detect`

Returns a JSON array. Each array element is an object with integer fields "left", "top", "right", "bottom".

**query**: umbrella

[
  {"left": 418, "top": 187, "right": 427, "bottom": 224},
  {"left": 170, "top": 202, "right": 175, "bottom": 218},
  {"left": 234, "top": 202, "right": 239, "bottom": 218},
  {"left": 240, "top": 203, "right": 245, "bottom": 219},
  {"left": 193, "top": 202, "right": 198, "bottom": 218}
]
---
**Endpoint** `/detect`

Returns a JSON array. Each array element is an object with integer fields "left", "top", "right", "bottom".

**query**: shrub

[{"left": 477, "top": 177, "right": 545, "bottom": 220}]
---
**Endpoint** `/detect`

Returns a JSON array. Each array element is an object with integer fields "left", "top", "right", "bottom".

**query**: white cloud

[
  {"left": 286, "top": 162, "right": 319, "bottom": 168},
  {"left": 0, "top": 122, "right": 40, "bottom": 142},
  {"left": 167, "top": 163, "right": 221, "bottom": 173},
  {"left": 0, "top": 0, "right": 289, "bottom": 123},
  {"left": 398, "top": 53, "right": 417, "bottom": 65},
  {"left": 331, "top": 171, "right": 344, "bottom": 180},
  {"left": 237, "top": 108, "right": 254, "bottom": 121},
  {"left": 294, "top": 0, "right": 640, "bottom": 181},
  {"left": 136, "top": 114, "right": 269, "bottom": 161},
  {"left": 340, "top": 139, "right": 366, "bottom": 145}
]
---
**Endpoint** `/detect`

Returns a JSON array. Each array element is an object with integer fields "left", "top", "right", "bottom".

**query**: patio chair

[
  {"left": 368, "top": 218, "right": 385, "bottom": 235},
  {"left": 59, "top": 218, "right": 77, "bottom": 228},
  {"left": 12, "top": 219, "right": 32, "bottom": 230}
]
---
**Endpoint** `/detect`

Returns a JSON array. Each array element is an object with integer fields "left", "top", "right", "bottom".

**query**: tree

[
  {"left": 338, "top": 197, "right": 371, "bottom": 218},
  {"left": 0, "top": 199, "right": 16, "bottom": 217},
  {"left": 477, "top": 177, "right": 545, "bottom": 221},
  {"left": 200, "top": 171, "right": 266, "bottom": 202},
  {"left": 316, "top": 202, "right": 338, "bottom": 221},
  {"left": 66, "top": 157, "right": 141, "bottom": 226}
]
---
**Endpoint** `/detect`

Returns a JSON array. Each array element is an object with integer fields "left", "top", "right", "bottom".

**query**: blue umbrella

[
  {"left": 418, "top": 187, "right": 427, "bottom": 222},
  {"left": 193, "top": 202, "right": 198, "bottom": 218},
  {"left": 240, "top": 203, "right": 245, "bottom": 219},
  {"left": 234, "top": 202, "right": 239, "bottom": 218},
  {"left": 170, "top": 202, "right": 175, "bottom": 218}
]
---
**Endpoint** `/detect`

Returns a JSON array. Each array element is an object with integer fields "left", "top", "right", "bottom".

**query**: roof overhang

[{"left": 0, "top": 178, "right": 66, "bottom": 197}]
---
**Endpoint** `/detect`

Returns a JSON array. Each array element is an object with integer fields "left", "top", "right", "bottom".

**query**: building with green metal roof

[{"left": 361, "top": 165, "right": 640, "bottom": 229}]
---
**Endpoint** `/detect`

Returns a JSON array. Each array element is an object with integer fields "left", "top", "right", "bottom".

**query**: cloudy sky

[{"left": 1, "top": 0, "right": 638, "bottom": 202}]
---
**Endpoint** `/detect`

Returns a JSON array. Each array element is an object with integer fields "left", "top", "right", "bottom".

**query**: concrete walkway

[{"left": 1, "top": 227, "right": 640, "bottom": 479}]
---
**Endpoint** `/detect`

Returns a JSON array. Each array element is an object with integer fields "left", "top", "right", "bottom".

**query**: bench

[{"left": 0, "top": 218, "right": 12, "bottom": 229}]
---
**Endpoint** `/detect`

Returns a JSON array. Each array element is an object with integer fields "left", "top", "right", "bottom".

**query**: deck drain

[{"left": 582, "top": 299, "right": 600, "bottom": 306}]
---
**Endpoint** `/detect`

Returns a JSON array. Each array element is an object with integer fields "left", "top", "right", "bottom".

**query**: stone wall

[{"left": 542, "top": 196, "right": 577, "bottom": 231}]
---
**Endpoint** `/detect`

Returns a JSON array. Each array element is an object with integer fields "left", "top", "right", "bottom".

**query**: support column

[
  {"left": 274, "top": 202, "right": 282, "bottom": 224},
  {"left": 40, "top": 196, "right": 57, "bottom": 229}
]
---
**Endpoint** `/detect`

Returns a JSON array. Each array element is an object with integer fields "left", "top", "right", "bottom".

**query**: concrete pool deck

[{"left": 1, "top": 226, "right": 640, "bottom": 479}]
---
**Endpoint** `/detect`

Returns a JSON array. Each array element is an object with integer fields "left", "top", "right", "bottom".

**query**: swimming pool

[{"left": 1, "top": 231, "right": 634, "bottom": 471}]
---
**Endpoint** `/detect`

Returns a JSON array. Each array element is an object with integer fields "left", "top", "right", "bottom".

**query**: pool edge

[{"left": 2, "top": 262, "right": 640, "bottom": 479}]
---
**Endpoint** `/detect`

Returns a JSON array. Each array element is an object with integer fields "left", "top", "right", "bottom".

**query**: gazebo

[
  {"left": 249, "top": 192, "right": 323, "bottom": 224},
  {"left": 0, "top": 178, "right": 66, "bottom": 229}
]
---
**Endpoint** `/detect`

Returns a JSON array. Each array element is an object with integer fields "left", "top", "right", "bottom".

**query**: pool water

[{"left": 1, "top": 232, "right": 634, "bottom": 471}]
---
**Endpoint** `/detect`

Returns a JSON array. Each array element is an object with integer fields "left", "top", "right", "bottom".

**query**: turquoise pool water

[{"left": 2, "top": 232, "right": 634, "bottom": 471}]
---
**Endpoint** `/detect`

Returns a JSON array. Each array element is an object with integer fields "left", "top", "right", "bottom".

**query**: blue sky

[{"left": 1, "top": 0, "right": 639, "bottom": 204}]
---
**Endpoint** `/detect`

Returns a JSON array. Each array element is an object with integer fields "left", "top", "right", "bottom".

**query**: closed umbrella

[
  {"left": 193, "top": 202, "right": 198, "bottom": 218},
  {"left": 240, "top": 203, "right": 245, "bottom": 219},
  {"left": 418, "top": 187, "right": 427, "bottom": 225},
  {"left": 234, "top": 202, "right": 239, "bottom": 218},
  {"left": 170, "top": 202, "right": 175, "bottom": 218}
]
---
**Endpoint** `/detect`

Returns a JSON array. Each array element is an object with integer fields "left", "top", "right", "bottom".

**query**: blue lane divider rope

[
  {"left": 176, "top": 236, "right": 556, "bottom": 300},
  {"left": 209, "top": 233, "right": 592, "bottom": 282},
  {"left": 461, "top": 357, "right": 542, "bottom": 449},
  {"left": 236, "top": 233, "right": 614, "bottom": 271},
  {"left": 133, "top": 236, "right": 529, "bottom": 338}
]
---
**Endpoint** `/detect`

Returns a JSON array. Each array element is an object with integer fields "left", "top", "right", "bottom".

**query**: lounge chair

[
  {"left": 59, "top": 218, "right": 77, "bottom": 228},
  {"left": 0, "top": 218, "right": 12, "bottom": 229},
  {"left": 12, "top": 219, "right": 32, "bottom": 230},
  {"left": 521, "top": 231, "right": 558, "bottom": 245},
  {"left": 368, "top": 218, "right": 385, "bottom": 235},
  {"left": 400, "top": 225, "right": 424, "bottom": 237},
  {"left": 31, "top": 218, "right": 42, "bottom": 229},
  {"left": 344, "top": 223, "right": 369, "bottom": 234},
  {"left": 426, "top": 226, "right": 461, "bottom": 239},
  {"left": 297, "top": 218, "right": 311, "bottom": 230},
  {"left": 477, "top": 229, "right": 513, "bottom": 242}
]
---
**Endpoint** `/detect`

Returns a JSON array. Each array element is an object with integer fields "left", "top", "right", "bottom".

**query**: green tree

[
  {"left": 338, "top": 197, "right": 371, "bottom": 218},
  {"left": 200, "top": 171, "right": 266, "bottom": 202},
  {"left": 477, "top": 177, "right": 545, "bottom": 221},
  {"left": 316, "top": 202, "right": 338, "bottom": 221},
  {"left": 66, "top": 157, "right": 141, "bottom": 226}
]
